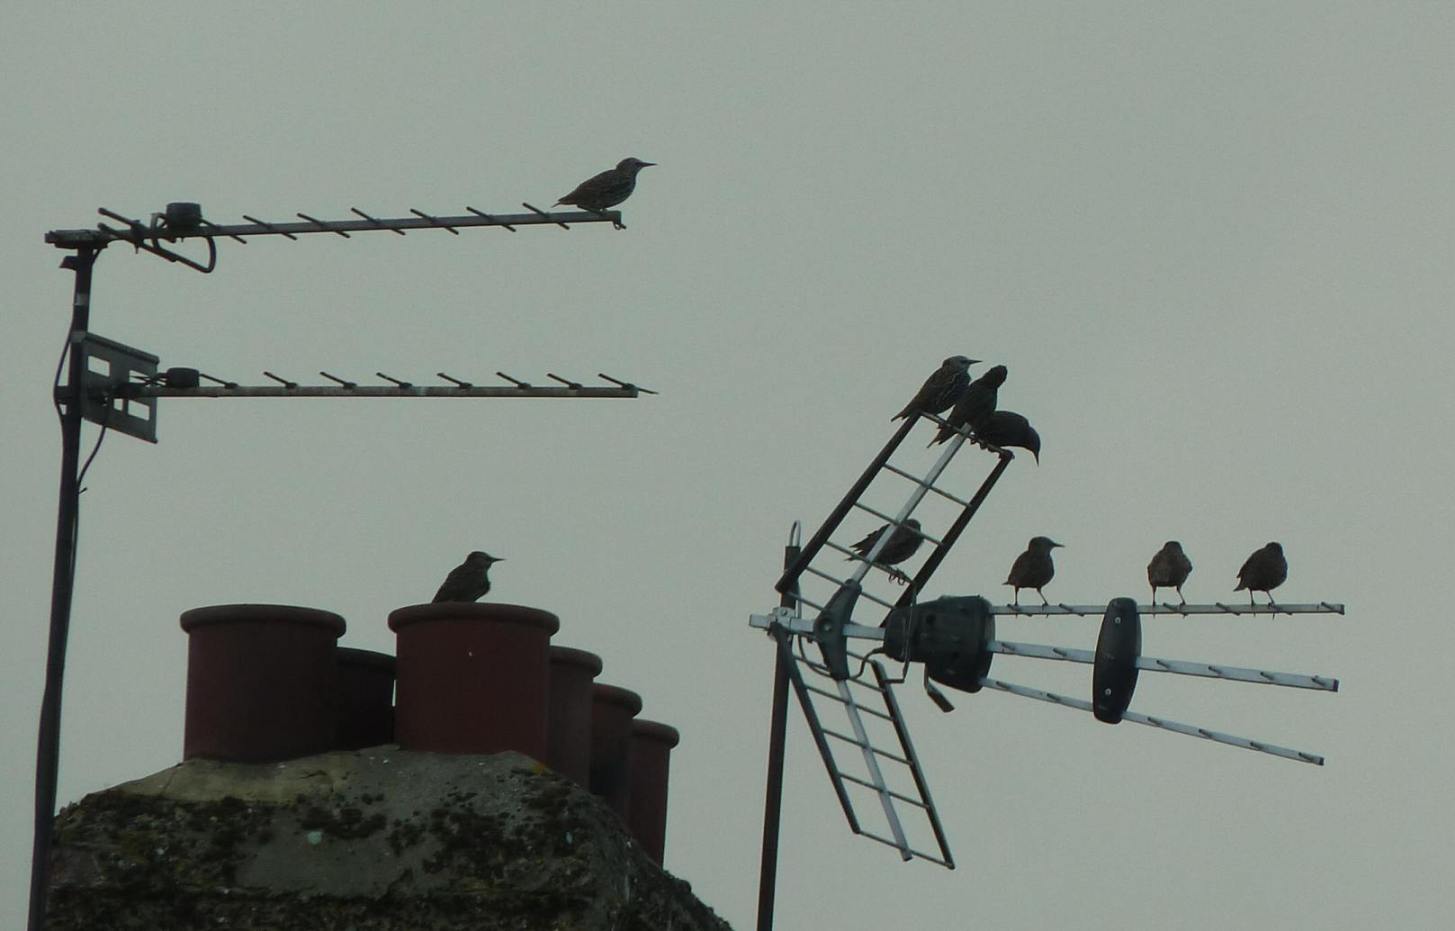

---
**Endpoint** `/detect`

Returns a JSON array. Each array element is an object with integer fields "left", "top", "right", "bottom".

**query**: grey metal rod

[
  {"left": 46, "top": 208, "right": 621, "bottom": 247},
  {"left": 802, "top": 683, "right": 895, "bottom": 721},
  {"left": 749, "top": 611, "right": 884, "bottom": 640},
  {"left": 819, "top": 728, "right": 913, "bottom": 766},
  {"left": 838, "top": 772, "right": 929, "bottom": 809},
  {"left": 879, "top": 462, "right": 971, "bottom": 507},
  {"left": 751, "top": 606, "right": 1343, "bottom": 640},
  {"left": 127, "top": 385, "right": 639, "bottom": 399},
  {"left": 855, "top": 829, "right": 948, "bottom": 866},
  {"left": 980, "top": 677, "right": 1325, "bottom": 766},
  {"left": 838, "top": 679, "right": 911, "bottom": 856},
  {"left": 783, "top": 643, "right": 861, "bottom": 834},
  {"left": 750, "top": 613, "right": 1340, "bottom": 692},
  {"left": 802, "top": 564, "right": 897, "bottom": 609},
  {"left": 1120, "top": 708, "right": 1324, "bottom": 766},
  {"left": 871, "top": 659, "right": 955, "bottom": 868},
  {"left": 990, "top": 602, "right": 1344, "bottom": 616},
  {"left": 988, "top": 639, "right": 1339, "bottom": 692}
]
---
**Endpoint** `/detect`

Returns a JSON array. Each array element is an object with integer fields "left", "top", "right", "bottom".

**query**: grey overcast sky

[{"left": 3, "top": 3, "right": 1453, "bottom": 928}]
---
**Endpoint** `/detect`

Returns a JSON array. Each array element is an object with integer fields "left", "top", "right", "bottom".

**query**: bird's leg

[
  {"left": 1038, "top": 589, "right": 1049, "bottom": 606},
  {"left": 1012, "top": 589, "right": 1021, "bottom": 606},
  {"left": 1248, "top": 591, "right": 1256, "bottom": 606},
  {"left": 887, "top": 567, "right": 911, "bottom": 586},
  {"left": 581, "top": 206, "right": 623, "bottom": 229},
  {"left": 1176, "top": 586, "right": 1186, "bottom": 606},
  {"left": 975, "top": 436, "right": 1009, "bottom": 457},
  {"left": 1150, "top": 585, "right": 1158, "bottom": 605}
]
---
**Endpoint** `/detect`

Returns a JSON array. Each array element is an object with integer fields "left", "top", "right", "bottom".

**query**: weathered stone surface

[{"left": 46, "top": 748, "right": 730, "bottom": 930}]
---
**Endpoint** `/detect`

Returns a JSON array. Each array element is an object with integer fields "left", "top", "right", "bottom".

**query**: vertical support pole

[
  {"left": 757, "top": 534, "right": 800, "bottom": 931},
  {"left": 29, "top": 246, "right": 97, "bottom": 931}
]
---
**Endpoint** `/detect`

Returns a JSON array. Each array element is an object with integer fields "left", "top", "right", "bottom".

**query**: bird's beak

[
  {"left": 640, "top": 161, "right": 657, "bottom": 167},
  {"left": 1051, "top": 541, "right": 1064, "bottom": 548}
]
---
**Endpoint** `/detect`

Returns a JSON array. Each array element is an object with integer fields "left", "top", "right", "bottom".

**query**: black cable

[
  {"left": 75, "top": 415, "right": 109, "bottom": 491},
  {"left": 70, "top": 390, "right": 113, "bottom": 582},
  {"left": 51, "top": 336, "right": 68, "bottom": 418},
  {"left": 793, "top": 631, "right": 876, "bottom": 681}
]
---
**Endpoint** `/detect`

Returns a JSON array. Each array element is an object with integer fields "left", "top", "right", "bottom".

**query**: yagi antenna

[
  {"left": 747, "top": 399, "right": 1343, "bottom": 931},
  {"left": 45, "top": 201, "right": 625, "bottom": 273},
  {"left": 31, "top": 196, "right": 642, "bottom": 931}
]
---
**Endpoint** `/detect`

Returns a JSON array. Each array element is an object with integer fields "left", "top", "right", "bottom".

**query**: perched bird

[
  {"left": 974, "top": 410, "right": 1041, "bottom": 462},
  {"left": 1235, "top": 542, "right": 1287, "bottom": 605},
  {"left": 556, "top": 157, "right": 656, "bottom": 212},
  {"left": 892, "top": 355, "right": 978, "bottom": 421},
  {"left": 432, "top": 551, "right": 504, "bottom": 604},
  {"left": 846, "top": 518, "right": 925, "bottom": 584},
  {"left": 1147, "top": 541, "right": 1193, "bottom": 604},
  {"left": 1004, "top": 536, "right": 1063, "bottom": 605},
  {"left": 929, "top": 365, "right": 1008, "bottom": 446}
]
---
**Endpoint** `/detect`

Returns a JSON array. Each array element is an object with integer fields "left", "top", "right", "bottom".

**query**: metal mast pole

[
  {"left": 756, "top": 532, "right": 800, "bottom": 931},
  {"left": 30, "top": 246, "right": 98, "bottom": 931}
]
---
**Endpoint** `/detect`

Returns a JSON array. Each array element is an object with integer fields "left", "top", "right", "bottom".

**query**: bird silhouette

[
  {"left": 929, "top": 365, "right": 1008, "bottom": 446},
  {"left": 973, "top": 410, "right": 1040, "bottom": 462},
  {"left": 432, "top": 551, "right": 504, "bottom": 603},
  {"left": 1005, "top": 536, "right": 1062, "bottom": 605},
  {"left": 1235, "top": 542, "right": 1286, "bottom": 605},
  {"left": 892, "top": 356, "right": 978, "bottom": 421},
  {"left": 846, "top": 518, "right": 924, "bottom": 584},
  {"left": 1147, "top": 541, "right": 1193, "bottom": 604},
  {"left": 556, "top": 157, "right": 656, "bottom": 213}
]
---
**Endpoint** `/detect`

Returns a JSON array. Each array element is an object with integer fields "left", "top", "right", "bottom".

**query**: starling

[
  {"left": 929, "top": 365, "right": 1008, "bottom": 446},
  {"left": 555, "top": 157, "right": 656, "bottom": 212},
  {"left": 1235, "top": 542, "right": 1287, "bottom": 605},
  {"left": 846, "top": 518, "right": 925, "bottom": 584},
  {"left": 1147, "top": 540, "right": 1193, "bottom": 604},
  {"left": 974, "top": 410, "right": 1041, "bottom": 462},
  {"left": 432, "top": 551, "right": 504, "bottom": 603},
  {"left": 892, "top": 355, "right": 979, "bottom": 421},
  {"left": 1004, "top": 536, "right": 1063, "bottom": 605}
]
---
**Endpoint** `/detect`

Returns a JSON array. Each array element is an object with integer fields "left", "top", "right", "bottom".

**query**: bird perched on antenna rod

[
  {"left": 556, "top": 157, "right": 656, "bottom": 227},
  {"left": 433, "top": 551, "right": 504, "bottom": 603},
  {"left": 930, "top": 364, "right": 1008, "bottom": 446},
  {"left": 892, "top": 355, "right": 978, "bottom": 421},
  {"left": 1235, "top": 542, "right": 1286, "bottom": 605},
  {"left": 973, "top": 410, "right": 1041, "bottom": 463},
  {"left": 846, "top": 518, "right": 925, "bottom": 584},
  {"left": 1147, "top": 541, "right": 1193, "bottom": 604},
  {"left": 1005, "top": 536, "right": 1063, "bottom": 605}
]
